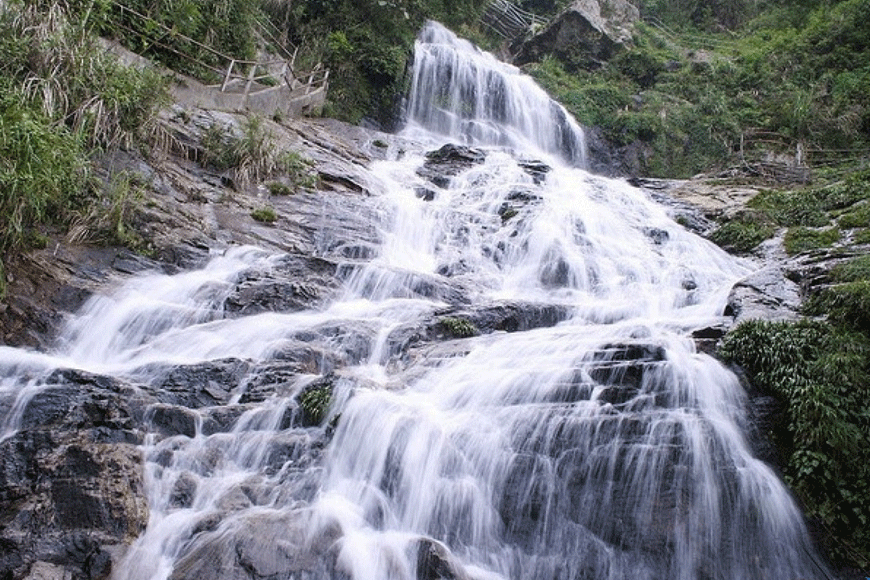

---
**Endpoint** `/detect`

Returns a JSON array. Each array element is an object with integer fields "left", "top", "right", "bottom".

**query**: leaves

[{"left": 720, "top": 319, "right": 870, "bottom": 568}]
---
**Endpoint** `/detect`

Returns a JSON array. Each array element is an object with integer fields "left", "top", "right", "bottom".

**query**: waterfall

[
  {"left": 405, "top": 22, "right": 586, "bottom": 167},
  {"left": 0, "top": 21, "right": 834, "bottom": 580}
]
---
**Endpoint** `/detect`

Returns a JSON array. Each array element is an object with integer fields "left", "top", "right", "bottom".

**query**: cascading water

[
  {"left": 404, "top": 22, "right": 586, "bottom": 167},
  {"left": 0, "top": 20, "right": 833, "bottom": 580}
]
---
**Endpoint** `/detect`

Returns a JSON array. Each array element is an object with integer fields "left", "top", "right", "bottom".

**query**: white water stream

[{"left": 0, "top": 21, "right": 832, "bottom": 580}]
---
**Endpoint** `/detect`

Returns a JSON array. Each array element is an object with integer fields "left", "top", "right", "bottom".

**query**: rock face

[
  {"left": 513, "top": 0, "right": 640, "bottom": 70},
  {"left": 0, "top": 370, "right": 149, "bottom": 580}
]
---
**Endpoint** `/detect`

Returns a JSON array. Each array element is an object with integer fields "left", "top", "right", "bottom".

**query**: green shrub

[
  {"left": 837, "top": 203, "right": 870, "bottom": 229},
  {"left": 720, "top": 319, "right": 870, "bottom": 568},
  {"left": 830, "top": 255, "right": 870, "bottom": 283},
  {"left": 201, "top": 116, "right": 312, "bottom": 188},
  {"left": 747, "top": 189, "right": 829, "bottom": 228},
  {"left": 806, "top": 280, "right": 870, "bottom": 331},
  {"left": 266, "top": 181, "right": 293, "bottom": 196},
  {"left": 250, "top": 207, "right": 277, "bottom": 223}
]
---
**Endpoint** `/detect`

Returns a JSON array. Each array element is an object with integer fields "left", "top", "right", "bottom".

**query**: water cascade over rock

[
  {"left": 0, "top": 20, "right": 834, "bottom": 580},
  {"left": 405, "top": 22, "right": 587, "bottom": 167}
]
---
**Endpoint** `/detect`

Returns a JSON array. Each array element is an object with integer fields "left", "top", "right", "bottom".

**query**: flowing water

[{"left": 0, "top": 21, "right": 833, "bottom": 580}]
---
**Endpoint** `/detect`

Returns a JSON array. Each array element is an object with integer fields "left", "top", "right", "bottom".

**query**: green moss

[{"left": 783, "top": 226, "right": 841, "bottom": 254}]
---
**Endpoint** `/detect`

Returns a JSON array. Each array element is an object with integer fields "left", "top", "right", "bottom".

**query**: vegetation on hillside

[
  {"left": 526, "top": 0, "right": 870, "bottom": 177},
  {"left": 0, "top": 0, "right": 168, "bottom": 295},
  {"left": 721, "top": 317, "right": 870, "bottom": 569}
]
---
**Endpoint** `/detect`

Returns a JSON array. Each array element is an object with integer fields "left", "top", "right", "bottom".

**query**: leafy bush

[
  {"left": 299, "top": 384, "right": 332, "bottom": 426},
  {"left": 201, "top": 116, "right": 316, "bottom": 189},
  {"left": 720, "top": 319, "right": 870, "bottom": 569},
  {"left": 0, "top": 0, "right": 168, "bottom": 289}
]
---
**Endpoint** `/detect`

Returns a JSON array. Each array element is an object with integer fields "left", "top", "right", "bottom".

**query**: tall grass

[{"left": 0, "top": 0, "right": 168, "bottom": 295}]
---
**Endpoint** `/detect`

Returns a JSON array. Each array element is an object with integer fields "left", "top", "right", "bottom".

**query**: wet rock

[
  {"left": 137, "top": 358, "right": 253, "bottom": 408},
  {"left": 146, "top": 404, "right": 198, "bottom": 439},
  {"left": 645, "top": 227, "right": 670, "bottom": 245},
  {"left": 169, "top": 511, "right": 338, "bottom": 580},
  {"left": 0, "top": 432, "right": 147, "bottom": 580},
  {"left": 724, "top": 266, "right": 801, "bottom": 323},
  {"left": 464, "top": 301, "right": 572, "bottom": 334},
  {"left": 517, "top": 160, "right": 551, "bottom": 184},
  {"left": 499, "top": 454, "right": 552, "bottom": 548},
  {"left": 415, "top": 538, "right": 469, "bottom": 580},
  {"left": 224, "top": 255, "right": 339, "bottom": 315},
  {"left": 416, "top": 187, "right": 437, "bottom": 201},
  {"left": 417, "top": 144, "right": 487, "bottom": 187}
]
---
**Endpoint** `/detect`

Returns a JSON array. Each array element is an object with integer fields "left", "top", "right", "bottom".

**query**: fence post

[
  {"left": 221, "top": 60, "right": 235, "bottom": 92},
  {"left": 244, "top": 63, "right": 257, "bottom": 97}
]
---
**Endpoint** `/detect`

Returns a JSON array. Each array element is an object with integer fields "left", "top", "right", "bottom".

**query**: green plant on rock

[
  {"left": 67, "top": 170, "right": 150, "bottom": 252},
  {"left": 266, "top": 181, "right": 293, "bottom": 196},
  {"left": 709, "top": 215, "right": 775, "bottom": 253},
  {"left": 439, "top": 316, "right": 478, "bottom": 338},
  {"left": 0, "top": 87, "right": 90, "bottom": 256},
  {"left": 278, "top": 150, "right": 317, "bottom": 189},
  {"left": 200, "top": 116, "right": 315, "bottom": 189},
  {"left": 250, "top": 207, "right": 277, "bottom": 223},
  {"left": 720, "top": 319, "right": 870, "bottom": 569},
  {"left": 299, "top": 385, "right": 332, "bottom": 425},
  {"left": 783, "top": 226, "right": 841, "bottom": 255}
]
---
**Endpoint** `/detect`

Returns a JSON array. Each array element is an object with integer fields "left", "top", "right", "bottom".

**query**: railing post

[
  {"left": 221, "top": 59, "right": 235, "bottom": 92},
  {"left": 244, "top": 63, "right": 257, "bottom": 97}
]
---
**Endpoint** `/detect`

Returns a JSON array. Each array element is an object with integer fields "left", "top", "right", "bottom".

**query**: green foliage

[
  {"left": 200, "top": 115, "right": 314, "bottom": 188},
  {"left": 720, "top": 319, "right": 870, "bottom": 568},
  {"left": 806, "top": 280, "right": 870, "bottom": 331},
  {"left": 266, "top": 181, "right": 293, "bottom": 196},
  {"left": 746, "top": 189, "right": 829, "bottom": 227},
  {"left": 439, "top": 316, "right": 478, "bottom": 338},
  {"left": 250, "top": 207, "right": 277, "bottom": 223},
  {"left": 278, "top": 150, "right": 318, "bottom": 189},
  {"left": 0, "top": 87, "right": 90, "bottom": 256},
  {"left": 708, "top": 215, "right": 775, "bottom": 253},
  {"left": 830, "top": 255, "right": 870, "bottom": 283},
  {"left": 837, "top": 202, "right": 870, "bottom": 229},
  {"left": 0, "top": 0, "right": 168, "bottom": 281},
  {"left": 783, "top": 226, "right": 841, "bottom": 255},
  {"left": 526, "top": 0, "right": 870, "bottom": 177},
  {"left": 299, "top": 384, "right": 332, "bottom": 425},
  {"left": 95, "top": 0, "right": 261, "bottom": 81},
  {"left": 263, "top": 0, "right": 489, "bottom": 125},
  {"left": 68, "top": 171, "right": 151, "bottom": 252}
]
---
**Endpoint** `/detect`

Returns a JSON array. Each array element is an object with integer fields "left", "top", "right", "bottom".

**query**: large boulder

[{"left": 514, "top": 0, "right": 640, "bottom": 70}]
